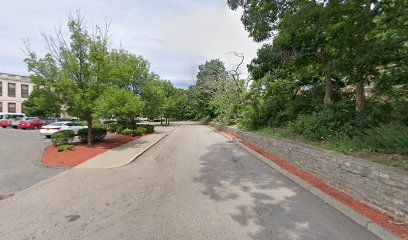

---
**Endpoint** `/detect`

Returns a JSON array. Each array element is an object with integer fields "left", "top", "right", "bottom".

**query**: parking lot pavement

[{"left": 0, "top": 128, "right": 65, "bottom": 199}]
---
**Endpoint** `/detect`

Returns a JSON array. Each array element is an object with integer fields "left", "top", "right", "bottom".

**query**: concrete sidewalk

[{"left": 75, "top": 127, "right": 172, "bottom": 169}]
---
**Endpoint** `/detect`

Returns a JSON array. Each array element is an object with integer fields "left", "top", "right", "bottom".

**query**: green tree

[
  {"left": 108, "top": 49, "right": 155, "bottom": 94},
  {"left": 94, "top": 87, "right": 144, "bottom": 124},
  {"left": 25, "top": 14, "right": 111, "bottom": 144},
  {"left": 141, "top": 79, "right": 166, "bottom": 121},
  {"left": 22, "top": 88, "right": 61, "bottom": 118}
]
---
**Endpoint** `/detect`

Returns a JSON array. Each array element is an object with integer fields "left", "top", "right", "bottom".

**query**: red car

[
  {"left": 17, "top": 118, "right": 44, "bottom": 130},
  {"left": 0, "top": 120, "right": 12, "bottom": 128}
]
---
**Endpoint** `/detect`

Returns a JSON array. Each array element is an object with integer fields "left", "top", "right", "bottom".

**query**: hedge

[
  {"left": 77, "top": 128, "right": 107, "bottom": 143},
  {"left": 57, "top": 144, "right": 74, "bottom": 152},
  {"left": 136, "top": 124, "right": 154, "bottom": 133},
  {"left": 51, "top": 130, "right": 75, "bottom": 146},
  {"left": 132, "top": 127, "right": 147, "bottom": 136},
  {"left": 120, "top": 129, "right": 133, "bottom": 135}
]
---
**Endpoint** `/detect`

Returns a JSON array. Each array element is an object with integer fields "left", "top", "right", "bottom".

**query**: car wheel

[
  {"left": 2, "top": 126, "right": 6, "bottom": 128},
  {"left": 45, "top": 135, "right": 51, "bottom": 139},
  {"left": 33, "top": 126, "right": 38, "bottom": 130}
]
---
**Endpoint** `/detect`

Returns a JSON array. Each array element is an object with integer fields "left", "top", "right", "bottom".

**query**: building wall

[{"left": 0, "top": 73, "right": 35, "bottom": 114}]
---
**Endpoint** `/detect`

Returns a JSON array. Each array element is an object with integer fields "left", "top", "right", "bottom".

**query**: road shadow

[{"left": 194, "top": 141, "right": 377, "bottom": 240}]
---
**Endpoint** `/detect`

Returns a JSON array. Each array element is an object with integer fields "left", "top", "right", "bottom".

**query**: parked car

[
  {"left": 0, "top": 113, "right": 26, "bottom": 128},
  {"left": 39, "top": 121, "right": 86, "bottom": 138},
  {"left": 11, "top": 117, "right": 26, "bottom": 129},
  {"left": 0, "top": 113, "right": 25, "bottom": 120},
  {"left": 18, "top": 118, "right": 44, "bottom": 130},
  {"left": 0, "top": 119, "right": 12, "bottom": 128}
]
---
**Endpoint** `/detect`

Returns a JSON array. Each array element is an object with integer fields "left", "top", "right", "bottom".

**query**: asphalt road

[
  {"left": 0, "top": 123, "right": 378, "bottom": 239},
  {"left": 0, "top": 128, "right": 64, "bottom": 198}
]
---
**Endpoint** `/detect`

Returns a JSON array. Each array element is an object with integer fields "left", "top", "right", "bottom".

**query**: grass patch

[
  {"left": 389, "top": 156, "right": 408, "bottom": 169},
  {"left": 257, "top": 127, "right": 293, "bottom": 139}
]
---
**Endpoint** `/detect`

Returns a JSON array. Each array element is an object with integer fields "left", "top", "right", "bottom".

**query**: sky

[{"left": 0, "top": 0, "right": 262, "bottom": 88}]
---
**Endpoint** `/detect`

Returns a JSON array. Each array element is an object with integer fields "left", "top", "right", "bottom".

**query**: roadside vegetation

[
  {"left": 23, "top": 13, "right": 190, "bottom": 145},
  {"left": 22, "top": 3, "right": 407, "bottom": 169},
  {"left": 182, "top": 0, "right": 408, "bottom": 169}
]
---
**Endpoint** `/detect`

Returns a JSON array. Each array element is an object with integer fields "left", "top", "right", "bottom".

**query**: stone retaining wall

[{"left": 209, "top": 123, "right": 408, "bottom": 224}]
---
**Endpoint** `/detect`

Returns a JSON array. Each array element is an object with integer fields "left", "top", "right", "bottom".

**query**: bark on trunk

[
  {"left": 355, "top": 81, "right": 365, "bottom": 112},
  {"left": 324, "top": 73, "right": 333, "bottom": 105},
  {"left": 320, "top": 50, "right": 333, "bottom": 105},
  {"left": 86, "top": 118, "right": 93, "bottom": 145},
  {"left": 160, "top": 117, "right": 163, "bottom": 126}
]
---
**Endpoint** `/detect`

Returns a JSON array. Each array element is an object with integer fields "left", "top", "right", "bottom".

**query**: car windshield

[{"left": 48, "top": 122, "right": 65, "bottom": 126}]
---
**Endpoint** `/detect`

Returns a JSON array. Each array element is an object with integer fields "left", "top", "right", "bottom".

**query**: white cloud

[{"left": 0, "top": 0, "right": 262, "bottom": 87}]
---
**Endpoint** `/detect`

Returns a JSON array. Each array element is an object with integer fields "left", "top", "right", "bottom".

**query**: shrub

[
  {"left": 77, "top": 128, "right": 107, "bottom": 143},
  {"left": 136, "top": 124, "right": 154, "bottom": 133},
  {"left": 201, "top": 116, "right": 212, "bottom": 124},
  {"left": 353, "top": 123, "right": 408, "bottom": 154},
  {"left": 288, "top": 114, "right": 325, "bottom": 140},
  {"left": 57, "top": 144, "right": 74, "bottom": 152},
  {"left": 120, "top": 129, "right": 133, "bottom": 135},
  {"left": 51, "top": 130, "right": 75, "bottom": 146},
  {"left": 115, "top": 125, "right": 124, "bottom": 134},
  {"left": 106, "top": 122, "right": 117, "bottom": 132},
  {"left": 92, "top": 123, "right": 108, "bottom": 129},
  {"left": 132, "top": 127, "right": 147, "bottom": 136}
]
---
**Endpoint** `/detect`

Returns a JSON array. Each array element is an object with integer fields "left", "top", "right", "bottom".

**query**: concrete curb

[
  {"left": 213, "top": 128, "right": 400, "bottom": 240},
  {"left": 75, "top": 132, "right": 170, "bottom": 169},
  {"left": 107, "top": 132, "right": 169, "bottom": 169}
]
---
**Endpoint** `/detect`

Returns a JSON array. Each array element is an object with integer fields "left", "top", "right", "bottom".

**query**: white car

[{"left": 39, "top": 121, "right": 87, "bottom": 138}]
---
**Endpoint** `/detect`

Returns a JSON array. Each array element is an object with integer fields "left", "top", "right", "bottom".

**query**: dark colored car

[{"left": 18, "top": 118, "right": 44, "bottom": 130}]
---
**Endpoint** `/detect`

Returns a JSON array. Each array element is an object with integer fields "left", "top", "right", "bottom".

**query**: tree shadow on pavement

[{"left": 194, "top": 141, "right": 378, "bottom": 240}]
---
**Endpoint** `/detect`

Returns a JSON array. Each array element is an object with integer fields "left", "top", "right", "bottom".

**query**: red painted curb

[
  {"left": 208, "top": 125, "right": 408, "bottom": 239},
  {"left": 42, "top": 133, "right": 141, "bottom": 167}
]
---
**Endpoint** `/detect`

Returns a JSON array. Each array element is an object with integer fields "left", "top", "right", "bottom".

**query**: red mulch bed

[
  {"left": 208, "top": 125, "right": 408, "bottom": 239},
  {"left": 42, "top": 133, "right": 140, "bottom": 167}
]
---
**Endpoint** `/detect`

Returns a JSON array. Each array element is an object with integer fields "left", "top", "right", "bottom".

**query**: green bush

[
  {"left": 136, "top": 124, "right": 154, "bottom": 133},
  {"left": 120, "top": 129, "right": 133, "bottom": 135},
  {"left": 57, "top": 144, "right": 74, "bottom": 152},
  {"left": 132, "top": 127, "right": 147, "bottom": 136},
  {"left": 353, "top": 123, "right": 408, "bottom": 154},
  {"left": 201, "top": 116, "right": 212, "bottom": 124},
  {"left": 92, "top": 122, "right": 108, "bottom": 129},
  {"left": 288, "top": 114, "right": 326, "bottom": 140},
  {"left": 77, "top": 128, "right": 107, "bottom": 143},
  {"left": 106, "top": 122, "right": 117, "bottom": 132},
  {"left": 51, "top": 130, "right": 75, "bottom": 146},
  {"left": 115, "top": 125, "right": 124, "bottom": 134}
]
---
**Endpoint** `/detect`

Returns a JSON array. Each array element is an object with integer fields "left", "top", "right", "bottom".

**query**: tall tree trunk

[
  {"left": 86, "top": 118, "right": 93, "bottom": 145},
  {"left": 320, "top": 49, "right": 333, "bottom": 105},
  {"left": 160, "top": 116, "right": 163, "bottom": 125},
  {"left": 355, "top": 81, "right": 365, "bottom": 112},
  {"left": 353, "top": 0, "right": 371, "bottom": 113},
  {"left": 324, "top": 73, "right": 333, "bottom": 105}
]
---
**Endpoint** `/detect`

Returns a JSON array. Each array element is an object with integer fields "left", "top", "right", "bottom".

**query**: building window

[
  {"left": 8, "top": 83, "right": 16, "bottom": 97},
  {"left": 8, "top": 102, "right": 16, "bottom": 113},
  {"left": 0, "top": 102, "right": 2, "bottom": 112},
  {"left": 0, "top": 82, "right": 2, "bottom": 96},
  {"left": 21, "top": 84, "right": 29, "bottom": 98}
]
